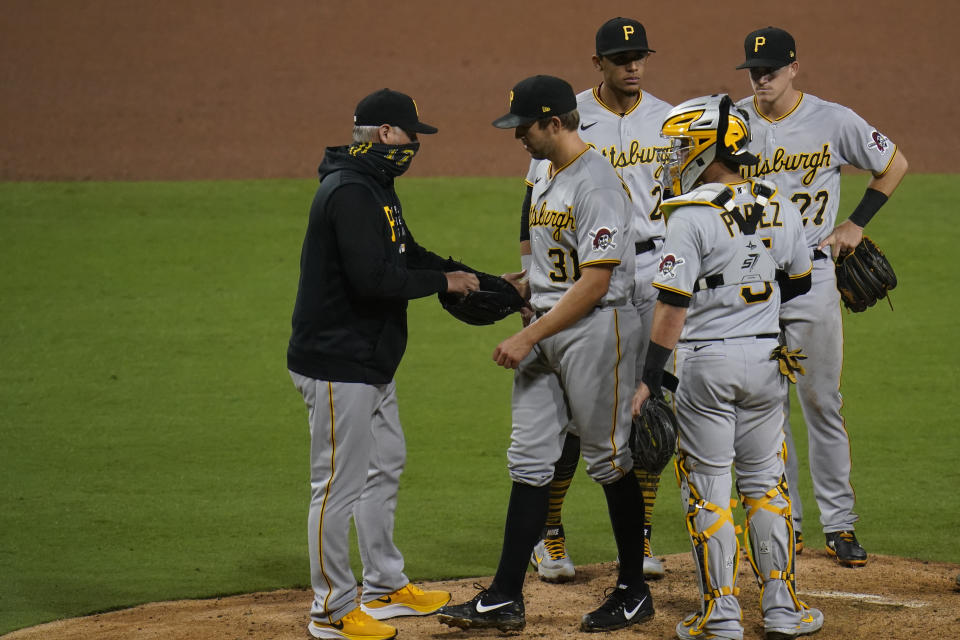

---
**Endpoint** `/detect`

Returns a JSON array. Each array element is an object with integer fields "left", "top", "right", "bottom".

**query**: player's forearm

[
  {"left": 649, "top": 302, "right": 687, "bottom": 352},
  {"left": 640, "top": 302, "right": 687, "bottom": 393},
  {"left": 847, "top": 152, "right": 906, "bottom": 228},
  {"left": 521, "top": 267, "right": 611, "bottom": 344},
  {"left": 520, "top": 240, "right": 531, "bottom": 272}
]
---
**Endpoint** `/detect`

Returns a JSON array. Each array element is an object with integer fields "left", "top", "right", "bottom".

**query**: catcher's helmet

[{"left": 660, "top": 94, "right": 758, "bottom": 195}]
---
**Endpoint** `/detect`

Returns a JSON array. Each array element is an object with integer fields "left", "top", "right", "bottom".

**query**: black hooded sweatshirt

[{"left": 287, "top": 145, "right": 451, "bottom": 384}]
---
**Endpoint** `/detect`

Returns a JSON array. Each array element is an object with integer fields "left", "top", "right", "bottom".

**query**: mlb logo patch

[{"left": 868, "top": 130, "right": 890, "bottom": 153}]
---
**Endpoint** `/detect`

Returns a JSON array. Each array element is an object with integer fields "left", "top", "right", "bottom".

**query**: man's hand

[
  {"left": 631, "top": 382, "right": 651, "bottom": 417},
  {"left": 818, "top": 219, "right": 864, "bottom": 259},
  {"left": 493, "top": 332, "right": 536, "bottom": 369},
  {"left": 501, "top": 270, "right": 530, "bottom": 300},
  {"left": 444, "top": 271, "right": 479, "bottom": 295},
  {"left": 520, "top": 307, "right": 535, "bottom": 327}
]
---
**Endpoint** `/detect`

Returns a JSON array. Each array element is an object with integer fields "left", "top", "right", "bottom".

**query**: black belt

[
  {"left": 813, "top": 249, "right": 829, "bottom": 260},
  {"left": 692, "top": 273, "right": 724, "bottom": 292},
  {"left": 685, "top": 332, "right": 780, "bottom": 342},
  {"left": 635, "top": 239, "right": 657, "bottom": 255}
]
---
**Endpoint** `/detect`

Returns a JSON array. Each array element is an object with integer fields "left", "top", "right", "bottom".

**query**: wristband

[
  {"left": 520, "top": 253, "right": 532, "bottom": 273},
  {"left": 847, "top": 188, "right": 888, "bottom": 228},
  {"left": 641, "top": 341, "right": 673, "bottom": 392}
]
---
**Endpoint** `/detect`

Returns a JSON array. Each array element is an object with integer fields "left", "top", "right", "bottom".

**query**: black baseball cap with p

[
  {"left": 736, "top": 26, "right": 796, "bottom": 70},
  {"left": 492, "top": 75, "right": 577, "bottom": 129},
  {"left": 354, "top": 88, "right": 438, "bottom": 134},
  {"left": 596, "top": 17, "right": 655, "bottom": 56}
]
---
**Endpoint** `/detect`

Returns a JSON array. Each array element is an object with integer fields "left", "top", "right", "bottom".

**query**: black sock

[
  {"left": 490, "top": 481, "right": 550, "bottom": 600},
  {"left": 602, "top": 472, "right": 647, "bottom": 589}
]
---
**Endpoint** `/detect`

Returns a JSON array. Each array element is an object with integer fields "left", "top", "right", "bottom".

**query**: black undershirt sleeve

[
  {"left": 656, "top": 288, "right": 692, "bottom": 308},
  {"left": 776, "top": 270, "right": 812, "bottom": 303},
  {"left": 520, "top": 185, "right": 532, "bottom": 242}
]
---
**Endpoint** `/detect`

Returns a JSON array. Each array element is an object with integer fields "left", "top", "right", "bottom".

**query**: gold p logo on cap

[
  {"left": 754, "top": 36, "right": 766, "bottom": 52},
  {"left": 623, "top": 25, "right": 635, "bottom": 40}
]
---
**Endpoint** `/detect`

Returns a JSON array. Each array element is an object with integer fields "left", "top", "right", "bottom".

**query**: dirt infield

[
  {"left": 3, "top": 2, "right": 958, "bottom": 638},
  {"left": 4, "top": 552, "right": 959, "bottom": 640}
]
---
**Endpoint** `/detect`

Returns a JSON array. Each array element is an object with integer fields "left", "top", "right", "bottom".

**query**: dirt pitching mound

[{"left": 5, "top": 551, "right": 959, "bottom": 640}]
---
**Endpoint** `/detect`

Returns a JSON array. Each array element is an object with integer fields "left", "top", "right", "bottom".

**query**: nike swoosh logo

[
  {"left": 314, "top": 620, "right": 344, "bottom": 631},
  {"left": 693, "top": 344, "right": 709, "bottom": 352},
  {"left": 535, "top": 177, "right": 542, "bottom": 183},
  {"left": 476, "top": 599, "right": 514, "bottom": 613},
  {"left": 624, "top": 596, "right": 647, "bottom": 620},
  {"left": 580, "top": 122, "right": 598, "bottom": 130},
  {"left": 533, "top": 551, "right": 543, "bottom": 564},
  {"left": 376, "top": 595, "right": 392, "bottom": 603}
]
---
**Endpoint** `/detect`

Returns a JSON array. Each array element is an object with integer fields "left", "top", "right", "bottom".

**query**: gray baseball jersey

[
  {"left": 576, "top": 87, "right": 673, "bottom": 244},
  {"left": 525, "top": 147, "right": 636, "bottom": 313},
  {"left": 509, "top": 147, "right": 637, "bottom": 487},
  {"left": 653, "top": 180, "right": 810, "bottom": 339},
  {"left": 526, "top": 88, "right": 672, "bottom": 309},
  {"left": 737, "top": 93, "right": 898, "bottom": 248},
  {"left": 736, "top": 92, "right": 898, "bottom": 534},
  {"left": 653, "top": 179, "right": 812, "bottom": 637}
]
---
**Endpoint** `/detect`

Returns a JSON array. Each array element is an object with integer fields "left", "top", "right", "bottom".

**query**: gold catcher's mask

[{"left": 660, "top": 94, "right": 758, "bottom": 195}]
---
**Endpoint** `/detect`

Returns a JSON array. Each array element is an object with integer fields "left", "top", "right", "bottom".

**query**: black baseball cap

[
  {"left": 491, "top": 75, "right": 577, "bottom": 129},
  {"left": 736, "top": 26, "right": 797, "bottom": 70},
  {"left": 596, "top": 17, "right": 655, "bottom": 57},
  {"left": 354, "top": 88, "right": 438, "bottom": 134}
]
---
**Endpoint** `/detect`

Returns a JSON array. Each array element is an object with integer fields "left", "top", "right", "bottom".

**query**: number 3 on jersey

[{"left": 547, "top": 248, "right": 581, "bottom": 282}]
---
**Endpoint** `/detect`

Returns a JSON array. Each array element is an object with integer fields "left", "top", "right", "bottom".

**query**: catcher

[{"left": 633, "top": 94, "right": 820, "bottom": 640}]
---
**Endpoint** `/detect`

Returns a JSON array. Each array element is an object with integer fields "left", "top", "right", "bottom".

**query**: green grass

[{"left": 0, "top": 175, "right": 957, "bottom": 633}]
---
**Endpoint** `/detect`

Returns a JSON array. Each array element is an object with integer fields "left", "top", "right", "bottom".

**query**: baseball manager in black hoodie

[{"left": 288, "top": 88, "right": 513, "bottom": 640}]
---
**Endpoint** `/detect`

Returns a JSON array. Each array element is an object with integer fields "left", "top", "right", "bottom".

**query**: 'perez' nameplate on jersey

[{"left": 527, "top": 148, "right": 635, "bottom": 312}]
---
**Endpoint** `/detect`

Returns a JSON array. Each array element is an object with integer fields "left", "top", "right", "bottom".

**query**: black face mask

[{"left": 347, "top": 141, "right": 421, "bottom": 178}]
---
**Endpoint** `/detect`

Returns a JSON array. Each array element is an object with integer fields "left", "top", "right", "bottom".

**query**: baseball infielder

[
  {"left": 438, "top": 74, "right": 653, "bottom": 634},
  {"left": 735, "top": 26, "right": 908, "bottom": 566},
  {"left": 632, "top": 93, "right": 821, "bottom": 640},
  {"left": 522, "top": 16, "right": 673, "bottom": 584}
]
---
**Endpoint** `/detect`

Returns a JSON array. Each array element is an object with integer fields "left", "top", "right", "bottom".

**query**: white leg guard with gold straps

[
  {"left": 736, "top": 446, "right": 816, "bottom": 631},
  {"left": 675, "top": 453, "right": 745, "bottom": 640}
]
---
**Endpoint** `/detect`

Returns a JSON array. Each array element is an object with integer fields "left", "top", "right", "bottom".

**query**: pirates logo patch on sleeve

[
  {"left": 658, "top": 253, "right": 685, "bottom": 279},
  {"left": 589, "top": 227, "right": 618, "bottom": 251}
]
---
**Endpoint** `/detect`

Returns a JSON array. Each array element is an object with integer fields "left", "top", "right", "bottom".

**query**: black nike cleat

[
  {"left": 825, "top": 530, "right": 867, "bottom": 567},
  {"left": 436, "top": 587, "right": 525, "bottom": 632},
  {"left": 580, "top": 583, "right": 654, "bottom": 632}
]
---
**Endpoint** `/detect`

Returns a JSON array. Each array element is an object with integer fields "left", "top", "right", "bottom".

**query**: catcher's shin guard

[
  {"left": 736, "top": 448, "right": 811, "bottom": 630},
  {"left": 674, "top": 453, "right": 743, "bottom": 638}
]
